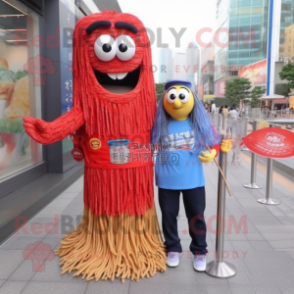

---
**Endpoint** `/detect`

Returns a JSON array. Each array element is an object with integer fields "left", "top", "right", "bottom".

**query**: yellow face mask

[{"left": 163, "top": 85, "right": 194, "bottom": 121}]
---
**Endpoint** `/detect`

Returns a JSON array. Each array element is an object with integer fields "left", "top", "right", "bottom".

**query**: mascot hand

[
  {"left": 23, "top": 116, "right": 52, "bottom": 145},
  {"left": 198, "top": 148, "right": 217, "bottom": 163},
  {"left": 220, "top": 139, "right": 232, "bottom": 153}
]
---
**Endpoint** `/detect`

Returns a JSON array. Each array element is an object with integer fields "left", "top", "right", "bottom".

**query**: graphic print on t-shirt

[
  {"left": 162, "top": 130, "right": 195, "bottom": 151},
  {"left": 155, "top": 118, "right": 206, "bottom": 189}
]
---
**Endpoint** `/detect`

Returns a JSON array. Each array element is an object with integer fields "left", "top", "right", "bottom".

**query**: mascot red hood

[
  {"left": 24, "top": 10, "right": 166, "bottom": 282},
  {"left": 73, "top": 10, "right": 156, "bottom": 137}
]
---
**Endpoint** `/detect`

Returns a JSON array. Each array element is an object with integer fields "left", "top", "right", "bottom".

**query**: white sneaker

[
  {"left": 193, "top": 254, "right": 206, "bottom": 272},
  {"left": 166, "top": 252, "right": 180, "bottom": 267}
]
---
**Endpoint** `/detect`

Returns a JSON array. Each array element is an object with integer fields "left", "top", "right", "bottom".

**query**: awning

[
  {"left": 259, "top": 94, "right": 285, "bottom": 100},
  {"left": 204, "top": 97, "right": 215, "bottom": 101}
]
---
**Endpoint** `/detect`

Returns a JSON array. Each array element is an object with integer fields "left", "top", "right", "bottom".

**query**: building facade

[
  {"left": 281, "top": 23, "right": 294, "bottom": 58},
  {"left": 186, "top": 42, "right": 200, "bottom": 92},
  {"left": 213, "top": 0, "right": 294, "bottom": 106},
  {"left": 228, "top": 0, "right": 269, "bottom": 68},
  {"left": 0, "top": 0, "right": 122, "bottom": 244},
  {"left": 279, "top": 0, "right": 294, "bottom": 59},
  {"left": 199, "top": 43, "right": 215, "bottom": 99},
  {"left": 214, "top": 0, "right": 230, "bottom": 82},
  {"left": 158, "top": 48, "right": 173, "bottom": 83},
  {"left": 277, "top": 0, "right": 294, "bottom": 99},
  {"left": 172, "top": 52, "right": 187, "bottom": 81},
  {"left": 214, "top": 0, "right": 269, "bottom": 87}
]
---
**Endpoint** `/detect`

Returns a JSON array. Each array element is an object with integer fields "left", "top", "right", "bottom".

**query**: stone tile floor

[{"left": 0, "top": 152, "right": 294, "bottom": 294}]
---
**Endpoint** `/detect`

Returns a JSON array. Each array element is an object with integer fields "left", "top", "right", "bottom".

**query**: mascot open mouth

[{"left": 94, "top": 65, "right": 141, "bottom": 94}]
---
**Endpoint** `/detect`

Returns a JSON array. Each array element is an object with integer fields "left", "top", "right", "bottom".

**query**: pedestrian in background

[
  {"left": 229, "top": 106, "right": 238, "bottom": 119},
  {"left": 204, "top": 103, "right": 209, "bottom": 113},
  {"left": 211, "top": 103, "right": 216, "bottom": 114},
  {"left": 223, "top": 105, "right": 229, "bottom": 117},
  {"left": 219, "top": 106, "right": 223, "bottom": 115}
]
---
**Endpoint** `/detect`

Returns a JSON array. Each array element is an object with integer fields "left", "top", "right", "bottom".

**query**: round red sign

[
  {"left": 243, "top": 128, "right": 294, "bottom": 158},
  {"left": 71, "top": 148, "right": 84, "bottom": 161}
]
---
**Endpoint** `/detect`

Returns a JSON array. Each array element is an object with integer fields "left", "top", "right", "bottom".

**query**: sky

[{"left": 118, "top": 0, "right": 217, "bottom": 82}]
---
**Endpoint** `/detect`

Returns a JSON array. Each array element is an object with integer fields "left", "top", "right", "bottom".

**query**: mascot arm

[{"left": 23, "top": 108, "right": 84, "bottom": 145}]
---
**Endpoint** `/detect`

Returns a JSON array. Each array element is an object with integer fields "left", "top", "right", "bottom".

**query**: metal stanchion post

[
  {"left": 241, "top": 117, "right": 249, "bottom": 151},
  {"left": 231, "top": 119, "right": 237, "bottom": 138},
  {"left": 237, "top": 118, "right": 242, "bottom": 137},
  {"left": 257, "top": 157, "right": 280, "bottom": 205},
  {"left": 206, "top": 137, "right": 236, "bottom": 278},
  {"left": 225, "top": 117, "right": 230, "bottom": 136},
  {"left": 222, "top": 115, "right": 225, "bottom": 130},
  {"left": 244, "top": 121, "right": 262, "bottom": 189},
  {"left": 217, "top": 114, "right": 221, "bottom": 132},
  {"left": 212, "top": 113, "right": 215, "bottom": 126},
  {"left": 228, "top": 117, "right": 232, "bottom": 136},
  {"left": 257, "top": 124, "right": 280, "bottom": 205}
]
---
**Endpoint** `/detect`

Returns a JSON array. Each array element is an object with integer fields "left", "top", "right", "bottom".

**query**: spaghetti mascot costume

[{"left": 23, "top": 10, "right": 166, "bottom": 282}]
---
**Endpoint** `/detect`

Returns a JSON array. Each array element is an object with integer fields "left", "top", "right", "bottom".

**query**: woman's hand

[
  {"left": 198, "top": 148, "right": 217, "bottom": 163},
  {"left": 220, "top": 139, "right": 232, "bottom": 153}
]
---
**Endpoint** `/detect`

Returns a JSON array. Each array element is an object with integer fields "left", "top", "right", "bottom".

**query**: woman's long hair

[{"left": 152, "top": 91, "right": 221, "bottom": 154}]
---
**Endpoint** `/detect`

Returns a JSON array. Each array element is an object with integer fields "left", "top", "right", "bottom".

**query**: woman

[
  {"left": 152, "top": 80, "right": 231, "bottom": 271},
  {"left": 219, "top": 106, "right": 224, "bottom": 115}
]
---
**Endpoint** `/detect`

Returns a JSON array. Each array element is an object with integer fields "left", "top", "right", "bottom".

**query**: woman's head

[{"left": 163, "top": 84, "right": 194, "bottom": 121}]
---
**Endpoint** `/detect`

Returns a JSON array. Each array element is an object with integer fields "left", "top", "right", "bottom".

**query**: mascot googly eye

[{"left": 94, "top": 34, "right": 117, "bottom": 61}]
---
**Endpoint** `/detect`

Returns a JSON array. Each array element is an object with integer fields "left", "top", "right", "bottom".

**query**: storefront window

[
  {"left": 59, "top": 0, "right": 84, "bottom": 155},
  {"left": 0, "top": 0, "right": 43, "bottom": 180}
]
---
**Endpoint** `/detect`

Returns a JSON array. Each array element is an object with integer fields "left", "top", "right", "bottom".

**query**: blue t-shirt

[{"left": 155, "top": 118, "right": 205, "bottom": 190}]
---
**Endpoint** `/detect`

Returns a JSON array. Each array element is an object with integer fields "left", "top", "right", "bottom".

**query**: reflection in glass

[{"left": 0, "top": 0, "right": 43, "bottom": 180}]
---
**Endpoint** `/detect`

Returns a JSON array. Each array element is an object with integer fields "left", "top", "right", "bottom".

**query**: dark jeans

[{"left": 158, "top": 186, "right": 207, "bottom": 255}]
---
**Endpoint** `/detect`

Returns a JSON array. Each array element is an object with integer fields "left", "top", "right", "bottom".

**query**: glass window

[
  {"left": 279, "top": 0, "right": 294, "bottom": 59},
  {"left": 251, "top": 0, "right": 263, "bottom": 7},
  {"left": 282, "top": 3, "right": 292, "bottom": 11},
  {"left": 0, "top": 0, "right": 43, "bottom": 180},
  {"left": 239, "top": 0, "right": 252, "bottom": 8},
  {"left": 239, "top": 51, "right": 250, "bottom": 58},
  {"left": 229, "top": 51, "right": 238, "bottom": 58},
  {"left": 238, "top": 16, "right": 251, "bottom": 25},
  {"left": 230, "top": 2, "right": 238, "bottom": 9},
  {"left": 230, "top": 17, "right": 239, "bottom": 25},
  {"left": 251, "top": 15, "right": 262, "bottom": 25}
]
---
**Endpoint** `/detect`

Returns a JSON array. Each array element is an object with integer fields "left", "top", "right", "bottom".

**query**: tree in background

[
  {"left": 279, "top": 63, "right": 294, "bottom": 97},
  {"left": 213, "top": 97, "right": 229, "bottom": 107},
  {"left": 155, "top": 83, "right": 165, "bottom": 102},
  {"left": 225, "top": 77, "right": 251, "bottom": 107},
  {"left": 249, "top": 86, "right": 265, "bottom": 108}
]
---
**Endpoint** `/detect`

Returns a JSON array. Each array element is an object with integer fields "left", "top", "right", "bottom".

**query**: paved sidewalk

[{"left": 0, "top": 152, "right": 294, "bottom": 294}]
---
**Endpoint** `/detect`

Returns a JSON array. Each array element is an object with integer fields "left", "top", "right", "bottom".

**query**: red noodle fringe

[{"left": 84, "top": 165, "right": 154, "bottom": 216}]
